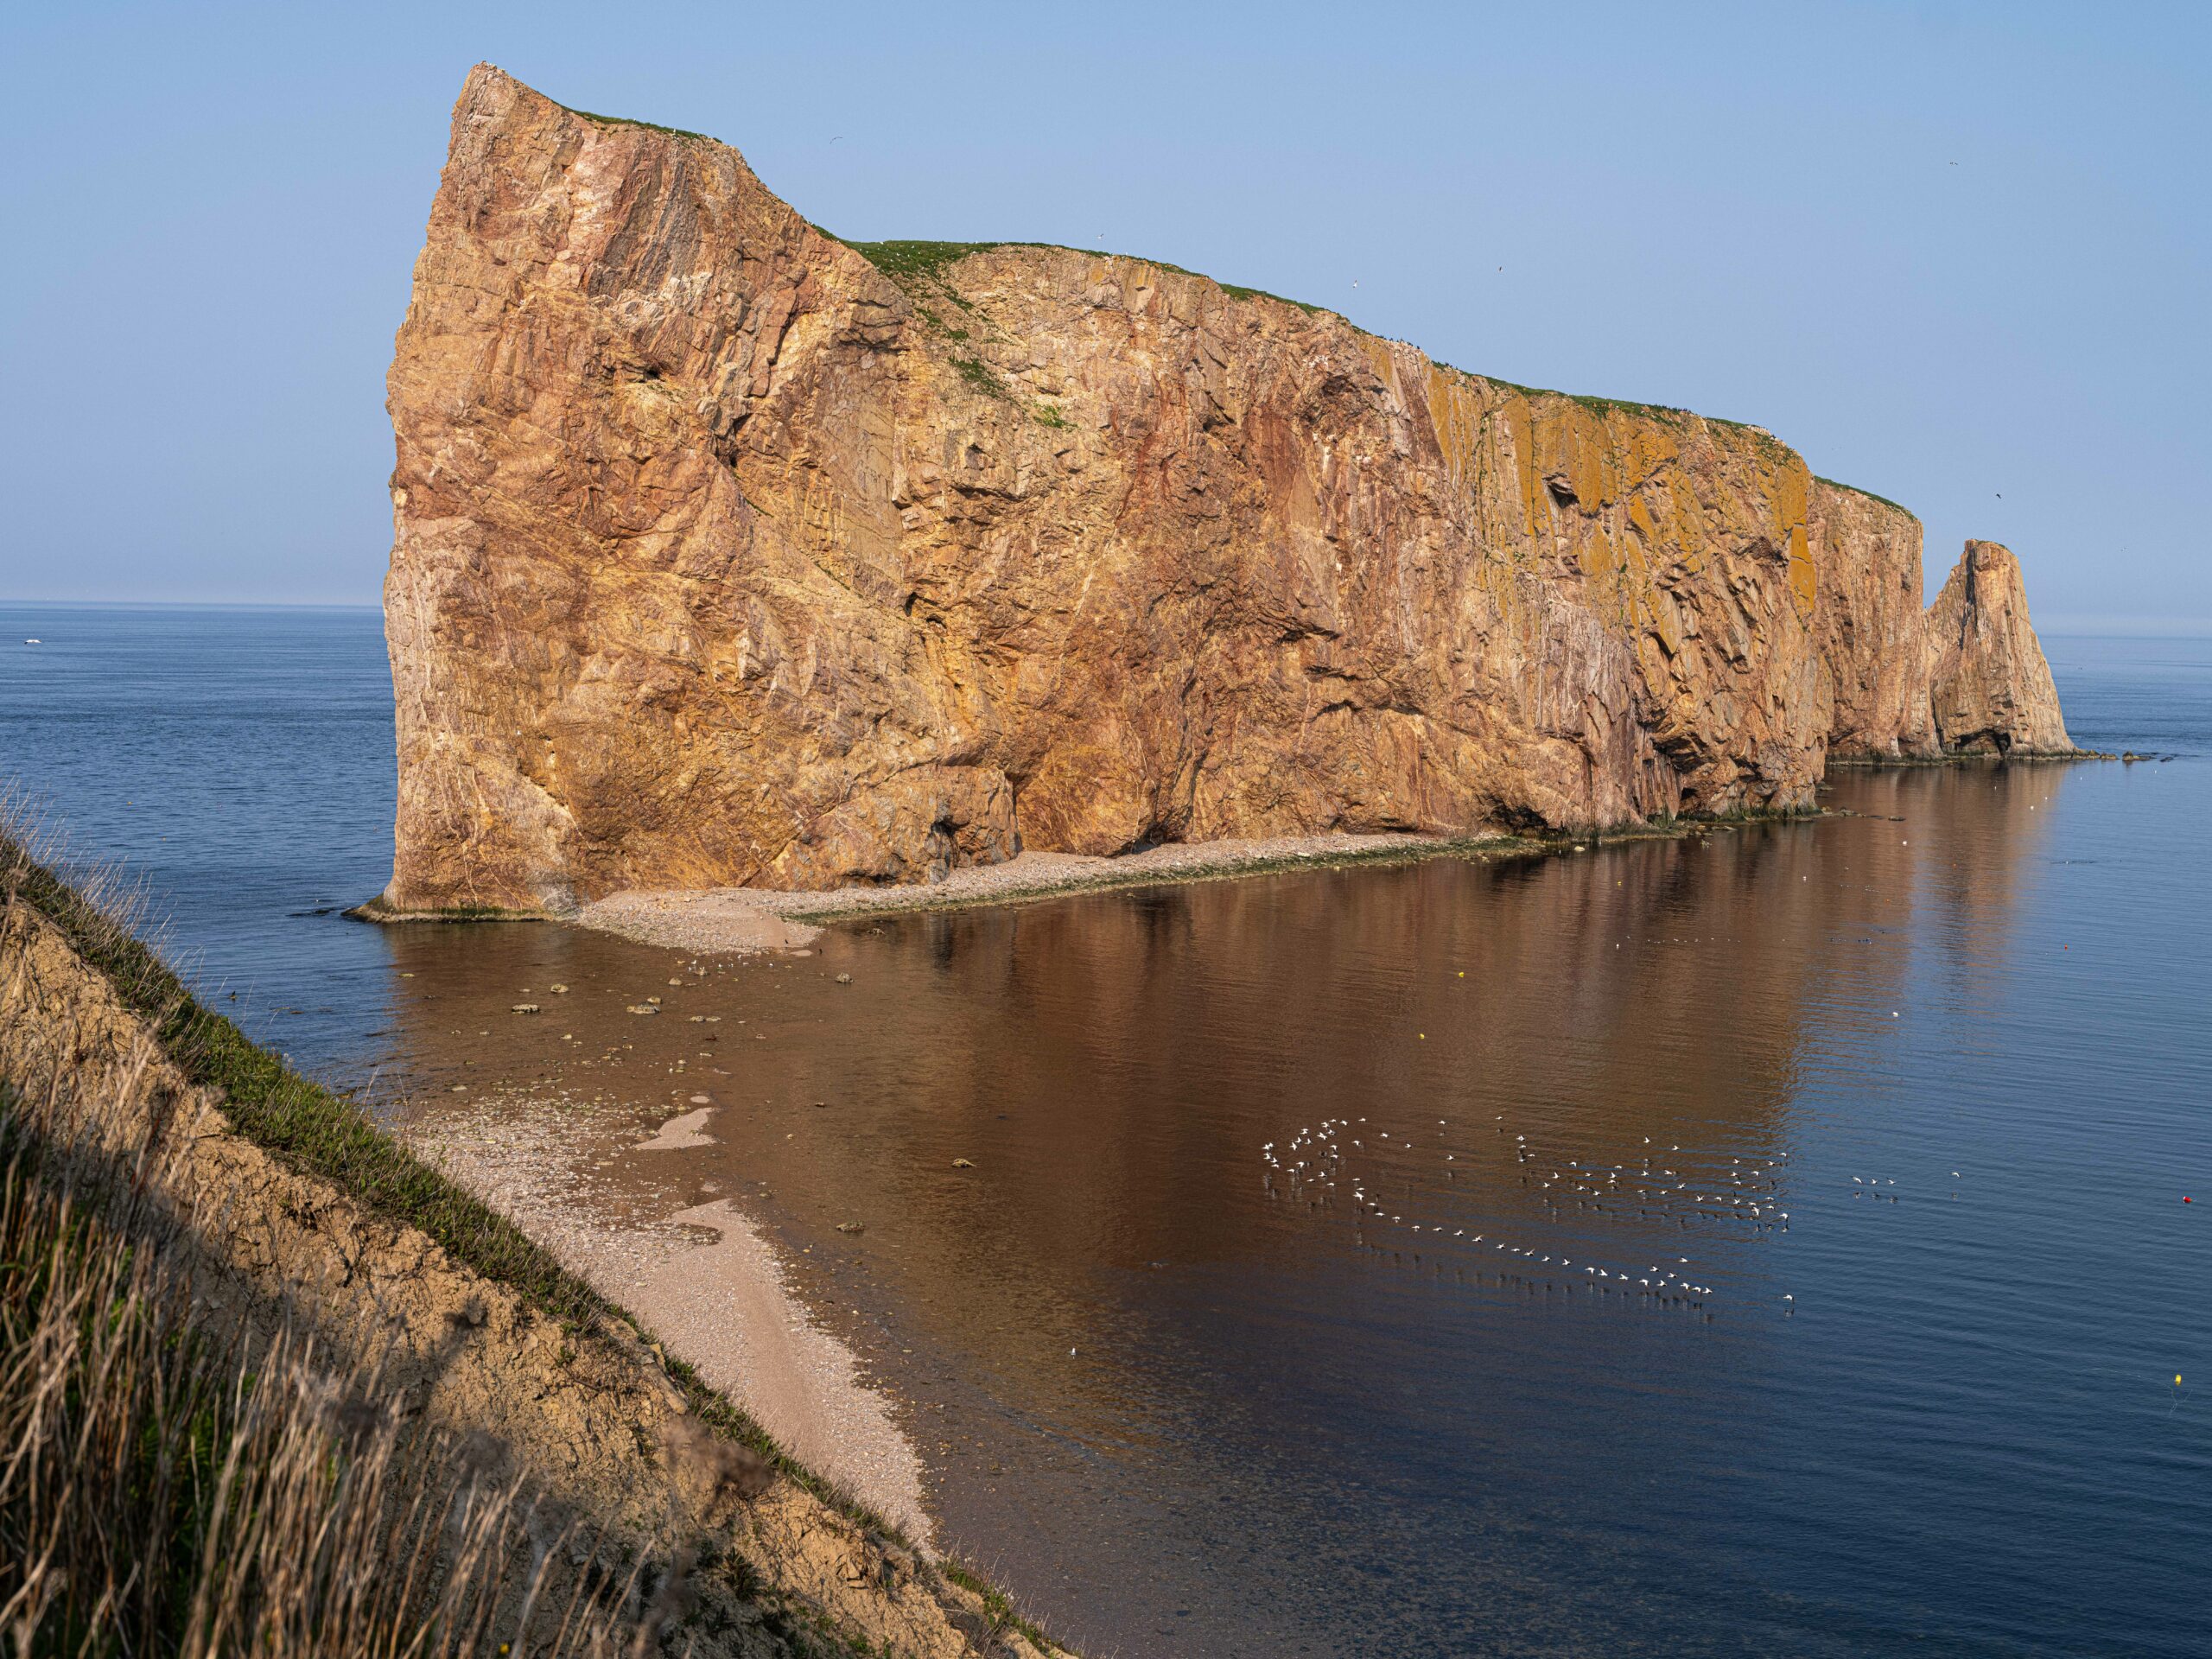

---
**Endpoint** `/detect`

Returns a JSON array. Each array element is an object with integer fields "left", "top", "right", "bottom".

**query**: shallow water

[{"left": 3, "top": 607, "right": 2208, "bottom": 1656}]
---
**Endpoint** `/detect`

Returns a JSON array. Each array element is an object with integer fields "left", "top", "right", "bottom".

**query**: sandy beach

[{"left": 579, "top": 830, "right": 1501, "bottom": 954}]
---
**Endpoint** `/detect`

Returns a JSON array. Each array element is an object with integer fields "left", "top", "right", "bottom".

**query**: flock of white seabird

[
  {"left": 1259, "top": 1115, "right": 1761, "bottom": 1308},
  {"left": 1499, "top": 1135, "right": 1796, "bottom": 1233}
]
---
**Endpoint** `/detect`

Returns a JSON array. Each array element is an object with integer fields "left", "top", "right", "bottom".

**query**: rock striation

[
  {"left": 1923, "top": 540, "right": 2073, "bottom": 755},
  {"left": 380, "top": 66, "right": 2075, "bottom": 913}
]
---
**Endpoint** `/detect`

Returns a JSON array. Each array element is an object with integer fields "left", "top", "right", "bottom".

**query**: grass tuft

[
  {"left": 1812, "top": 475, "right": 1917, "bottom": 518},
  {"left": 846, "top": 239, "right": 1328, "bottom": 315},
  {"left": 939, "top": 1560, "right": 1054, "bottom": 1652},
  {"left": 555, "top": 99, "right": 717, "bottom": 143},
  {"left": 950, "top": 355, "right": 1008, "bottom": 400},
  {"left": 847, "top": 239, "right": 1006, "bottom": 283},
  {"left": 1476, "top": 374, "right": 1692, "bottom": 423},
  {"left": 0, "top": 1065, "right": 647, "bottom": 1652}
]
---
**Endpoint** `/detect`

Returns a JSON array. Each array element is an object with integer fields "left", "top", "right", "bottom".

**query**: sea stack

[{"left": 379, "top": 65, "right": 2075, "bottom": 914}]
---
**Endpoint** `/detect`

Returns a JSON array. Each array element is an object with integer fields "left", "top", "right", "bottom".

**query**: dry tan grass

[
  {"left": 0, "top": 1015, "right": 672, "bottom": 1656},
  {"left": 0, "top": 803, "right": 1073, "bottom": 1659}
]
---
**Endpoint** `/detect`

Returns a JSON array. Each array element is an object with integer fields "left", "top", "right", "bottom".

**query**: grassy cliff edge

[{"left": 0, "top": 826, "right": 1065, "bottom": 1658}]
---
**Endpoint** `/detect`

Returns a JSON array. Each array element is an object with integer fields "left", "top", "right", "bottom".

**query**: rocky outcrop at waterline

[{"left": 379, "top": 65, "right": 2079, "bottom": 913}]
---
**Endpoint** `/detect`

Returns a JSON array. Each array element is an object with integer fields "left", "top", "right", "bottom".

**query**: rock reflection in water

[{"left": 390, "top": 763, "right": 2137, "bottom": 1659}]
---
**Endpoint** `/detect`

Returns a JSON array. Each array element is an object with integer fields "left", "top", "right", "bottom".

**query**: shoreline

[
  {"left": 1, "top": 827, "right": 1065, "bottom": 1652},
  {"left": 416, "top": 1096, "right": 934, "bottom": 1544},
  {"left": 575, "top": 813, "right": 1859, "bottom": 954},
  {"left": 1827, "top": 747, "right": 2112, "bottom": 769},
  {"left": 578, "top": 830, "right": 1521, "bottom": 952},
  {"left": 363, "top": 757, "right": 2116, "bottom": 949}
]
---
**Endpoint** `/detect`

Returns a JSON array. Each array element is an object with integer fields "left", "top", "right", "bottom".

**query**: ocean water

[{"left": 2, "top": 605, "right": 2207, "bottom": 1656}]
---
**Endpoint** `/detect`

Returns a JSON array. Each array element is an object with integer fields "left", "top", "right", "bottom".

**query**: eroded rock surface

[
  {"left": 383, "top": 65, "right": 2075, "bottom": 912},
  {"left": 1808, "top": 480, "right": 1939, "bottom": 760},
  {"left": 1925, "top": 540, "right": 2073, "bottom": 754}
]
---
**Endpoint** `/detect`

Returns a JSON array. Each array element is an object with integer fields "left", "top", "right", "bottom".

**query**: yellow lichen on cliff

[
  {"left": 1760, "top": 451, "right": 1818, "bottom": 623},
  {"left": 1420, "top": 362, "right": 1484, "bottom": 498},
  {"left": 1355, "top": 333, "right": 1401, "bottom": 404},
  {"left": 1479, "top": 393, "right": 1554, "bottom": 548},
  {"left": 1787, "top": 524, "right": 1817, "bottom": 619}
]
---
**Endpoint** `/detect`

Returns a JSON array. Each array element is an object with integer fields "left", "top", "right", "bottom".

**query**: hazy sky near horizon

[{"left": 2, "top": 2, "right": 2204, "bottom": 626}]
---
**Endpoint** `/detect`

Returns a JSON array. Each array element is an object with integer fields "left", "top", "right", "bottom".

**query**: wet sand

[
  {"left": 580, "top": 830, "right": 1479, "bottom": 952},
  {"left": 418, "top": 1097, "right": 932, "bottom": 1543}
]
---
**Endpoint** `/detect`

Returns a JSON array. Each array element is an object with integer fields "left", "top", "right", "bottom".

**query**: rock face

[
  {"left": 1924, "top": 541, "right": 2073, "bottom": 754},
  {"left": 1808, "top": 480, "right": 1940, "bottom": 760},
  {"left": 381, "top": 66, "right": 2075, "bottom": 912}
]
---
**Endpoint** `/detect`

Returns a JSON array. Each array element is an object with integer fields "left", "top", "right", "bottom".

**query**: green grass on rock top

[{"left": 843, "top": 238, "right": 1328, "bottom": 315}]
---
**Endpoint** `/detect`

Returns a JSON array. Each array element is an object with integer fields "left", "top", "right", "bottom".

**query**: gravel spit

[{"left": 580, "top": 831, "right": 1474, "bottom": 954}]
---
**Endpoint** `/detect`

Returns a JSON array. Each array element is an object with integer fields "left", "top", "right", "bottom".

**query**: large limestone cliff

[{"left": 383, "top": 66, "right": 2075, "bottom": 912}]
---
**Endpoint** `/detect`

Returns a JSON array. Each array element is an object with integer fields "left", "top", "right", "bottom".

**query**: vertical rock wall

[
  {"left": 380, "top": 66, "right": 2076, "bottom": 912},
  {"left": 1925, "top": 540, "right": 2074, "bottom": 753},
  {"left": 1809, "top": 480, "right": 1939, "bottom": 760}
]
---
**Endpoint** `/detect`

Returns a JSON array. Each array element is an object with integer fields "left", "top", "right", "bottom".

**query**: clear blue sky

[{"left": 2, "top": 1, "right": 2204, "bottom": 626}]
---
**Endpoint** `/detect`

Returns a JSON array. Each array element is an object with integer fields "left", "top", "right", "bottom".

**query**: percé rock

[{"left": 381, "top": 66, "right": 2073, "bottom": 912}]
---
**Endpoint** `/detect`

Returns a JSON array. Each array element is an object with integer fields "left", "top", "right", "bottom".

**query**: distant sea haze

[{"left": 2, "top": 606, "right": 2207, "bottom": 1656}]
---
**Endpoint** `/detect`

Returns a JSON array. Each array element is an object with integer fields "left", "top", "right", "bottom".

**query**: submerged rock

[{"left": 379, "top": 64, "right": 2076, "bottom": 913}]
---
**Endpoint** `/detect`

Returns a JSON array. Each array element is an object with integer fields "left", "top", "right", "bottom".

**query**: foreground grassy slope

[
  {"left": 0, "top": 830, "right": 1065, "bottom": 1657},
  {"left": 0, "top": 1074, "right": 653, "bottom": 1655}
]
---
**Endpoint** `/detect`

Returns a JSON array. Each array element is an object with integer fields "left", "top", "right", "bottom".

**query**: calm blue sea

[{"left": 2, "top": 604, "right": 2207, "bottom": 1657}]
